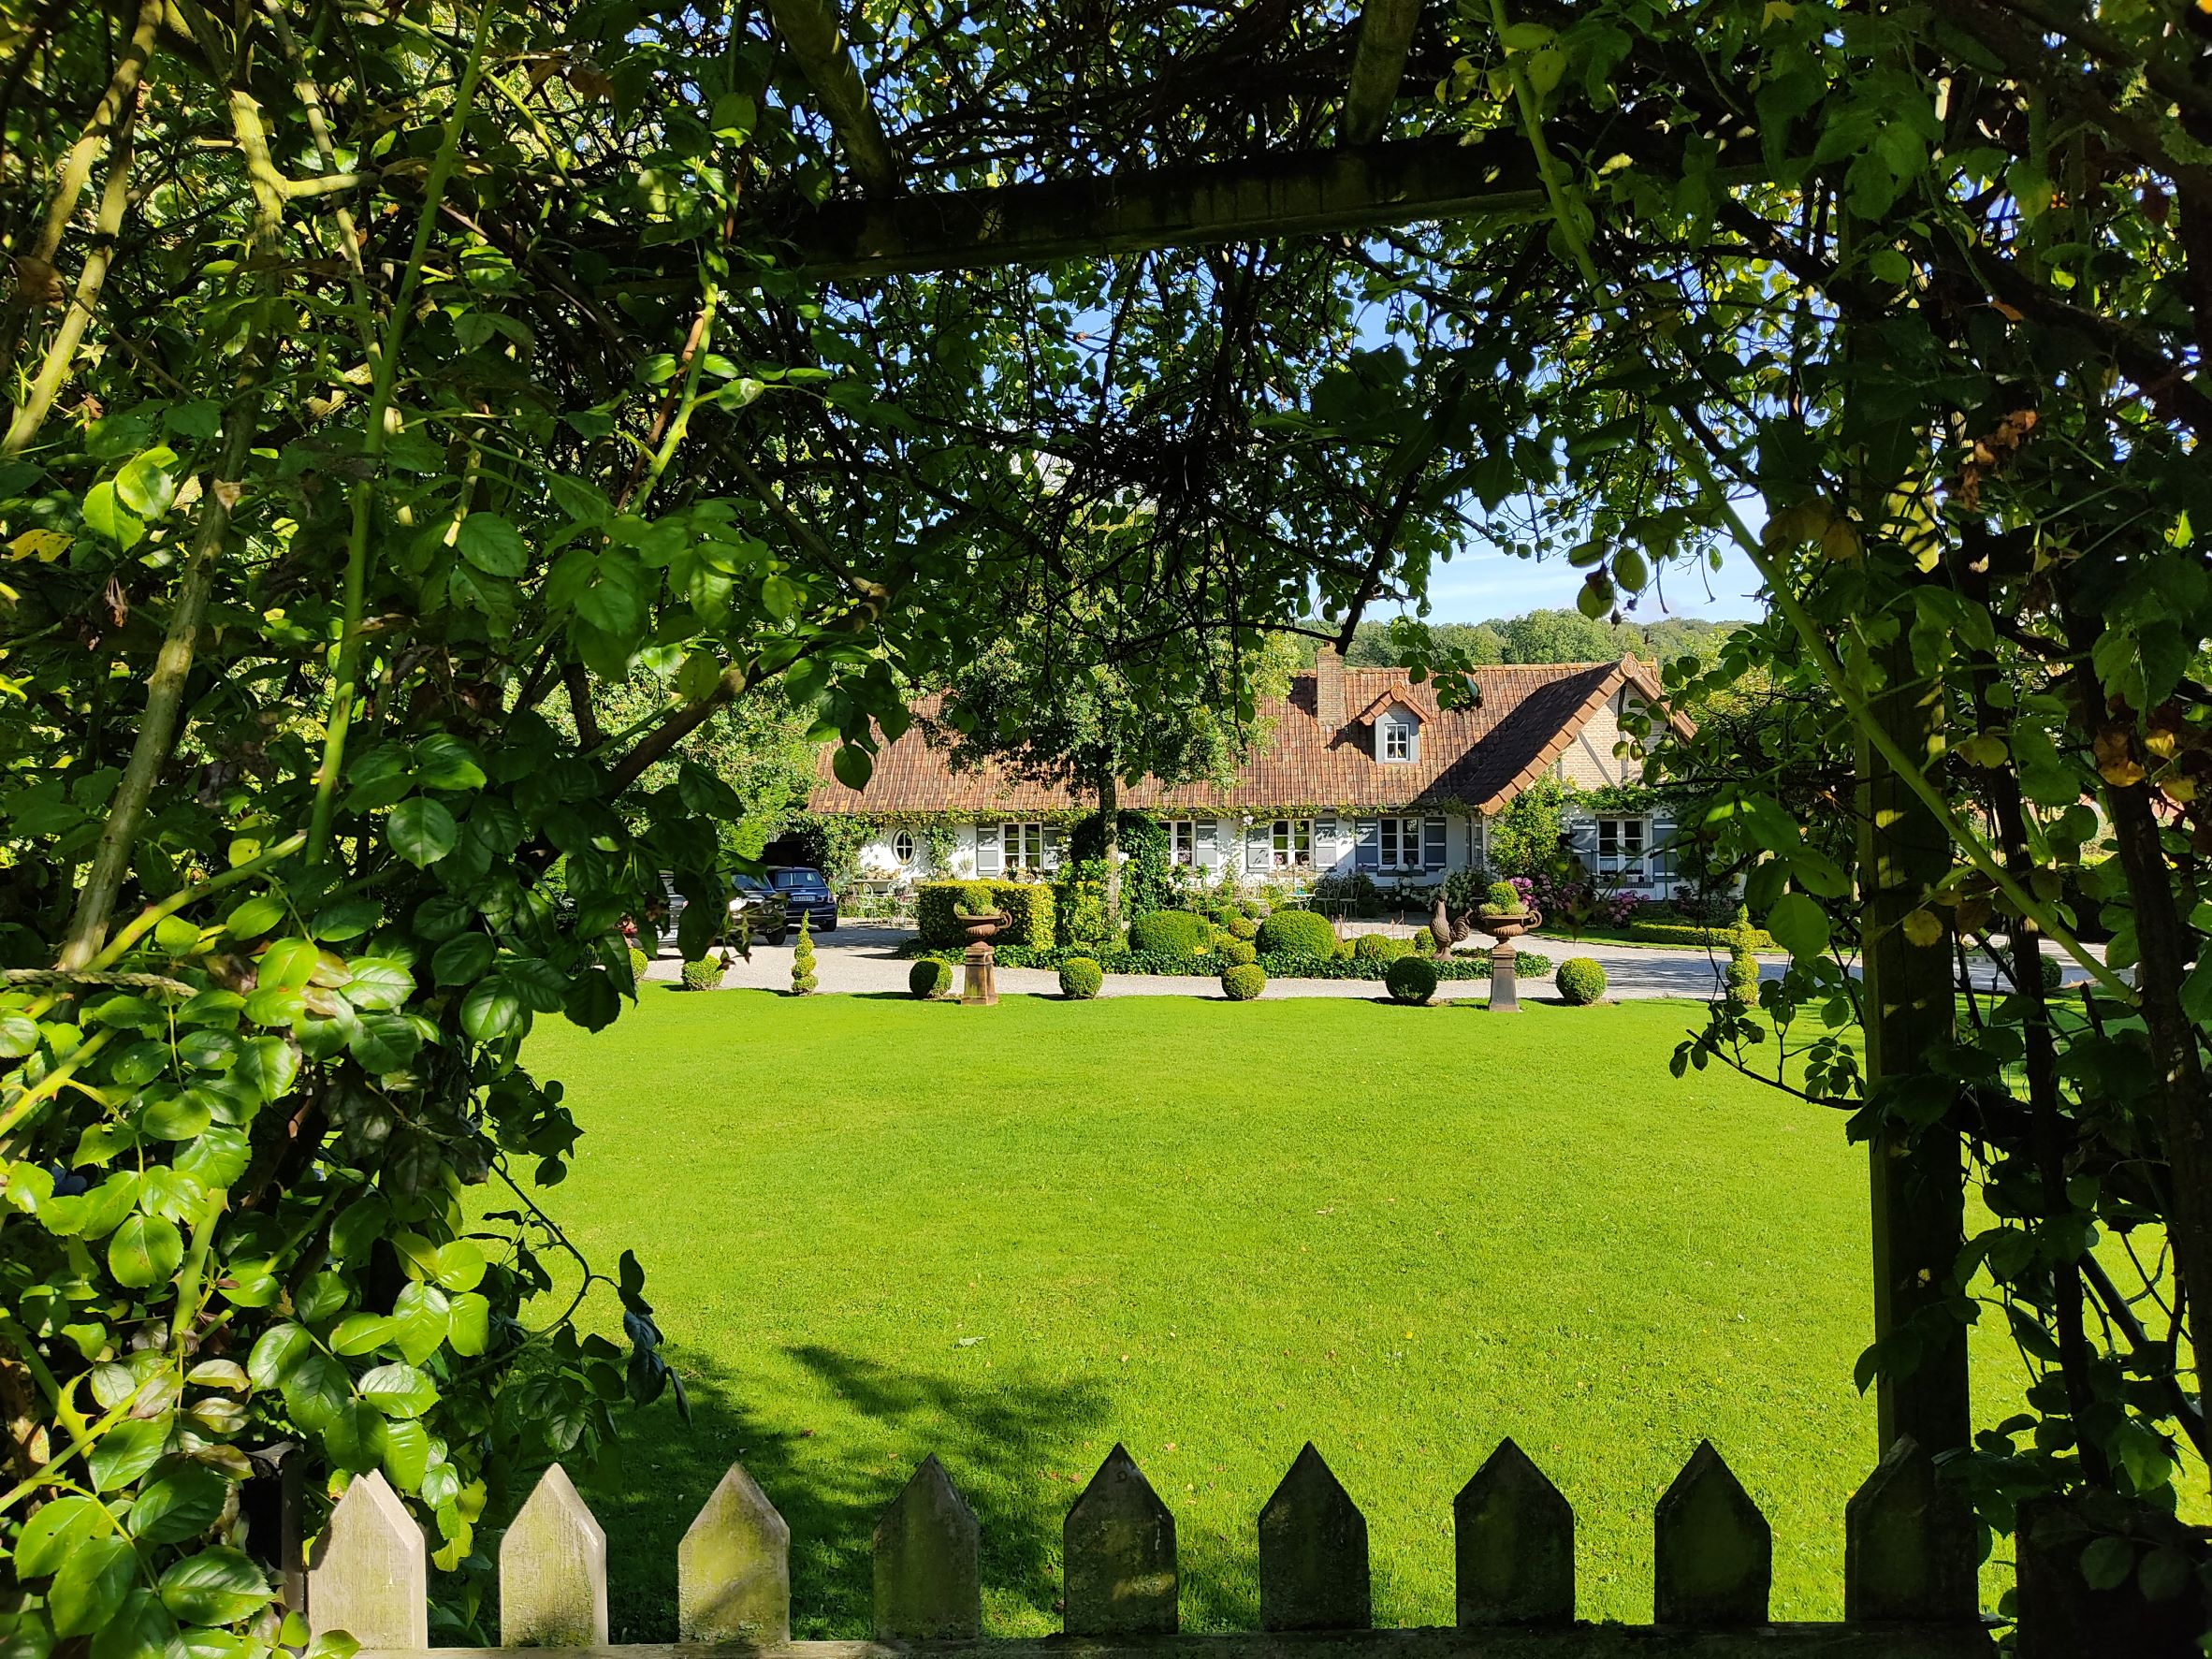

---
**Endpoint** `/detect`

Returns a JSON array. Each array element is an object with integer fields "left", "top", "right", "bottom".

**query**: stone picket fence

[{"left": 308, "top": 1434, "right": 1992, "bottom": 1656}]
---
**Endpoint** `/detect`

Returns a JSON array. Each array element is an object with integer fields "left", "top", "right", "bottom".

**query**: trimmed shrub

[
  {"left": 1221, "top": 939, "right": 1257, "bottom": 967},
  {"left": 1408, "top": 928, "right": 1437, "bottom": 957},
  {"left": 909, "top": 958, "right": 953, "bottom": 999},
  {"left": 680, "top": 956, "right": 726, "bottom": 991},
  {"left": 1226, "top": 913, "right": 1258, "bottom": 940},
  {"left": 1257, "top": 908, "right": 1335, "bottom": 957},
  {"left": 1059, "top": 957, "right": 1104, "bottom": 999},
  {"left": 628, "top": 946, "right": 650, "bottom": 981},
  {"left": 915, "top": 879, "right": 1055, "bottom": 949},
  {"left": 1555, "top": 957, "right": 1608, "bottom": 1005},
  {"left": 1351, "top": 932, "right": 1411, "bottom": 963},
  {"left": 1129, "top": 910, "right": 1213, "bottom": 955},
  {"left": 2038, "top": 953, "right": 2062, "bottom": 993},
  {"left": 1220, "top": 962, "right": 1267, "bottom": 1001},
  {"left": 1724, "top": 919, "right": 1760, "bottom": 1009},
  {"left": 790, "top": 911, "right": 818, "bottom": 995},
  {"left": 1385, "top": 955, "right": 1439, "bottom": 1006},
  {"left": 1481, "top": 880, "right": 1522, "bottom": 915},
  {"left": 1054, "top": 873, "right": 1111, "bottom": 947}
]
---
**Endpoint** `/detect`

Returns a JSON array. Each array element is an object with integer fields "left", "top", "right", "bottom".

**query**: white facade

[{"left": 849, "top": 803, "right": 1683, "bottom": 900}]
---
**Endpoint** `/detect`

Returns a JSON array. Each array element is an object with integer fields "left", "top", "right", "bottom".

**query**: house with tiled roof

[{"left": 808, "top": 648, "right": 1695, "bottom": 896}]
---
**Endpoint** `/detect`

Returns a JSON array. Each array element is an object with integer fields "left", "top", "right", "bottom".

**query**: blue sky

[{"left": 1403, "top": 540, "right": 1768, "bottom": 625}]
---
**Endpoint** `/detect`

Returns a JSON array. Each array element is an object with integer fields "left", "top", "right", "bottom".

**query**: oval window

[{"left": 892, "top": 830, "right": 916, "bottom": 865}]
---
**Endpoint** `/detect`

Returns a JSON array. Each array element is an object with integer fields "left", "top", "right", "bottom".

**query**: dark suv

[
  {"left": 728, "top": 874, "right": 789, "bottom": 946},
  {"left": 765, "top": 866, "right": 837, "bottom": 934}
]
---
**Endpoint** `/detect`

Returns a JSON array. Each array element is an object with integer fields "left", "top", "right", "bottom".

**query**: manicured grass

[{"left": 518, "top": 990, "right": 2010, "bottom": 1640}]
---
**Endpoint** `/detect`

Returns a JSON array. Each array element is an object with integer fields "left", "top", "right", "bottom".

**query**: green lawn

[{"left": 518, "top": 990, "right": 2001, "bottom": 1640}]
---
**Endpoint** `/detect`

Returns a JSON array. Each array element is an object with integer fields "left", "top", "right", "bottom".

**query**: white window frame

[
  {"left": 1268, "top": 818, "right": 1311, "bottom": 867},
  {"left": 1168, "top": 820, "right": 1197, "bottom": 866},
  {"left": 1369, "top": 814, "right": 1427, "bottom": 872},
  {"left": 1379, "top": 717, "right": 1415, "bottom": 762},
  {"left": 1595, "top": 816, "right": 1649, "bottom": 880},
  {"left": 892, "top": 830, "right": 917, "bottom": 866},
  {"left": 997, "top": 822, "right": 1063, "bottom": 873}
]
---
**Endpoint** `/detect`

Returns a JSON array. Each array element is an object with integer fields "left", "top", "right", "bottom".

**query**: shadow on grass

[{"left": 575, "top": 1343, "right": 1264, "bottom": 1640}]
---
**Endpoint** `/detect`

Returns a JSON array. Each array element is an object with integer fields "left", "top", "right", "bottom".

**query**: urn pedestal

[
  {"left": 1490, "top": 943, "right": 1520, "bottom": 1011},
  {"left": 961, "top": 941, "right": 998, "bottom": 1006}
]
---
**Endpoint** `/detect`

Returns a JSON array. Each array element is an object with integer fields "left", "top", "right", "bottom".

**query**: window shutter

[
  {"left": 1355, "top": 819, "right": 1379, "bottom": 873},
  {"left": 1246, "top": 825, "right": 1269, "bottom": 871},
  {"left": 1043, "top": 826, "right": 1065, "bottom": 871},
  {"left": 975, "top": 824, "right": 1002, "bottom": 876},
  {"left": 1422, "top": 816, "right": 1446, "bottom": 870},
  {"left": 1195, "top": 821, "right": 1219, "bottom": 868}
]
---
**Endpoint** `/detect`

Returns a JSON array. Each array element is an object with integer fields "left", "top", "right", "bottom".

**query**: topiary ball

[
  {"left": 1352, "top": 931, "right": 1410, "bottom": 963},
  {"left": 1257, "top": 908, "right": 1335, "bottom": 957},
  {"left": 1724, "top": 950, "right": 1760, "bottom": 1008},
  {"left": 909, "top": 958, "right": 953, "bottom": 999},
  {"left": 1128, "top": 910, "right": 1212, "bottom": 955},
  {"left": 2037, "top": 953, "right": 2062, "bottom": 993},
  {"left": 1222, "top": 939, "right": 1257, "bottom": 967},
  {"left": 680, "top": 957, "right": 726, "bottom": 992},
  {"left": 1058, "top": 957, "right": 1103, "bottom": 999},
  {"left": 1220, "top": 962, "right": 1267, "bottom": 1001},
  {"left": 1385, "top": 955, "right": 1438, "bottom": 1006},
  {"left": 1555, "top": 957, "right": 1608, "bottom": 1005},
  {"left": 1227, "top": 913, "right": 1258, "bottom": 940},
  {"left": 628, "top": 946, "right": 650, "bottom": 981}
]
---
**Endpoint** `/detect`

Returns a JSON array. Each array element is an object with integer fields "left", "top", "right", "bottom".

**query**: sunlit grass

[{"left": 517, "top": 988, "right": 2097, "bottom": 1638}]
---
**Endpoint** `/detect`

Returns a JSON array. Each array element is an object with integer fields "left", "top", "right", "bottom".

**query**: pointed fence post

[
  {"left": 307, "top": 1470, "right": 428, "bottom": 1650},
  {"left": 1065, "top": 1444, "right": 1178, "bottom": 1636},
  {"left": 500, "top": 1463, "right": 607, "bottom": 1648},
  {"left": 1259, "top": 1442, "right": 1370, "bottom": 1631},
  {"left": 1653, "top": 1441, "right": 1770, "bottom": 1627},
  {"left": 680, "top": 1463, "right": 793, "bottom": 1645},
  {"left": 874, "top": 1454, "right": 982, "bottom": 1640},
  {"left": 1845, "top": 1436, "right": 1978, "bottom": 1623},
  {"left": 1455, "top": 1438, "right": 1574, "bottom": 1625}
]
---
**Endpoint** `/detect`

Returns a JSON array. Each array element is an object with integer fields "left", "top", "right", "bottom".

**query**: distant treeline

[{"left": 1289, "top": 609, "right": 1745, "bottom": 669}]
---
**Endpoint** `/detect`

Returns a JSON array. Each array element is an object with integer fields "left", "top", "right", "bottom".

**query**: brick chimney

[{"left": 1315, "top": 643, "right": 1346, "bottom": 731}]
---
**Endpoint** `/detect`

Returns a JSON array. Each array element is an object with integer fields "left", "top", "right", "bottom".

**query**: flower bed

[{"left": 903, "top": 940, "right": 1550, "bottom": 980}]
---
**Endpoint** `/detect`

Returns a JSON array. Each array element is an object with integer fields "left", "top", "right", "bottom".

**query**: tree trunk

[{"left": 1099, "top": 767, "right": 1121, "bottom": 926}]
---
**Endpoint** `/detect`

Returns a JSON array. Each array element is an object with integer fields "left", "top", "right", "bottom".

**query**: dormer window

[{"left": 1377, "top": 712, "right": 1418, "bottom": 763}]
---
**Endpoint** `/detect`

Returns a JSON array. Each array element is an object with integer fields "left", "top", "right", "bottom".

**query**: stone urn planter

[
  {"left": 957, "top": 910, "right": 1010, "bottom": 944},
  {"left": 1477, "top": 908, "right": 1541, "bottom": 943},
  {"left": 955, "top": 910, "right": 1010, "bottom": 1005}
]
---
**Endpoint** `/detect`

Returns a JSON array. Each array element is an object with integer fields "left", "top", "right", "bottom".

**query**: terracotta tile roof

[{"left": 808, "top": 657, "right": 1686, "bottom": 817}]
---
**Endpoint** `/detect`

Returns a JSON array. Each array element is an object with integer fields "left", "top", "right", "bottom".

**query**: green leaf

[
  {"left": 157, "top": 1546, "right": 273, "bottom": 1625},
  {"left": 49, "top": 1535, "right": 136, "bottom": 1637},
  {"left": 14, "top": 1493, "right": 103, "bottom": 1576},
  {"left": 88, "top": 1412, "right": 172, "bottom": 1492},
  {"left": 342, "top": 957, "right": 415, "bottom": 1011},
  {"left": 460, "top": 975, "right": 530, "bottom": 1044},
  {"left": 329, "top": 1314, "right": 394, "bottom": 1357},
  {"left": 247, "top": 1321, "right": 312, "bottom": 1390},
  {"left": 224, "top": 894, "right": 285, "bottom": 939},
  {"left": 322, "top": 1400, "right": 385, "bottom": 1474},
  {"left": 92, "top": 1588, "right": 176, "bottom": 1659},
  {"left": 237, "top": 1036, "right": 299, "bottom": 1103},
  {"left": 358, "top": 1362, "right": 438, "bottom": 1419},
  {"left": 760, "top": 573, "right": 800, "bottom": 620},
  {"left": 330, "top": 1193, "right": 391, "bottom": 1259},
  {"left": 114, "top": 445, "right": 180, "bottom": 519},
  {"left": 107, "top": 1213, "right": 183, "bottom": 1288},
  {"left": 831, "top": 744, "right": 873, "bottom": 790},
  {"left": 257, "top": 937, "right": 319, "bottom": 992},
  {"left": 391, "top": 1282, "right": 450, "bottom": 1365},
  {"left": 298, "top": 1271, "right": 347, "bottom": 1324},
  {"left": 349, "top": 1011, "right": 423, "bottom": 1073},
  {"left": 140, "top": 1093, "right": 211, "bottom": 1142},
  {"left": 388, "top": 798, "right": 458, "bottom": 867},
  {"left": 432, "top": 1239, "right": 487, "bottom": 1291},
  {"left": 380, "top": 1419, "right": 431, "bottom": 1492},
  {"left": 432, "top": 932, "right": 497, "bottom": 986},
  {"left": 153, "top": 915, "right": 201, "bottom": 955},
  {"left": 280, "top": 1350, "right": 352, "bottom": 1433},
  {"left": 128, "top": 1457, "right": 232, "bottom": 1545},
  {"left": 2079, "top": 1535, "right": 2133, "bottom": 1592},
  {"left": 455, "top": 513, "right": 528, "bottom": 578},
  {"left": 81, "top": 481, "right": 144, "bottom": 549},
  {"left": 447, "top": 1291, "right": 491, "bottom": 1357},
  {"left": 0, "top": 1011, "right": 38, "bottom": 1058},
  {"left": 1765, "top": 893, "right": 1830, "bottom": 959}
]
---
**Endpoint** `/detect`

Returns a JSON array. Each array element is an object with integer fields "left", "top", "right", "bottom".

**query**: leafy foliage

[
  {"left": 1057, "top": 959, "right": 1104, "bottom": 1000},
  {"left": 1554, "top": 959, "right": 1608, "bottom": 1007},
  {"left": 1218, "top": 964, "right": 1268, "bottom": 1002},
  {"left": 790, "top": 913, "right": 818, "bottom": 997},
  {"left": 1384, "top": 956, "right": 1438, "bottom": 1006},
  {"left": 909, "top": 959, "right": 953, "bottom": 1000}
]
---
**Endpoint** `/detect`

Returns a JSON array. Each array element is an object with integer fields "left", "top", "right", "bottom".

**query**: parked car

[
  {"left": 728, "top": 874, "right": 787, "bottom": 946},
  {"left": 765, "top": 865, "right": 837, "bottom": 933}
]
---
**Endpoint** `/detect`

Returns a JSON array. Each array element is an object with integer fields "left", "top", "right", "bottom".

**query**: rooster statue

[{"left": 1429, "top": 894, "right": 1476, "bottom": 951}]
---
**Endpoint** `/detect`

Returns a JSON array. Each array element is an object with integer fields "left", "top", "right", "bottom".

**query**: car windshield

[
  {"left": 732, "top": 876, "right": 771, "bottom": 894},
  {"left": 772, "top": 868, "right": 824, "bottom": 888}
]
